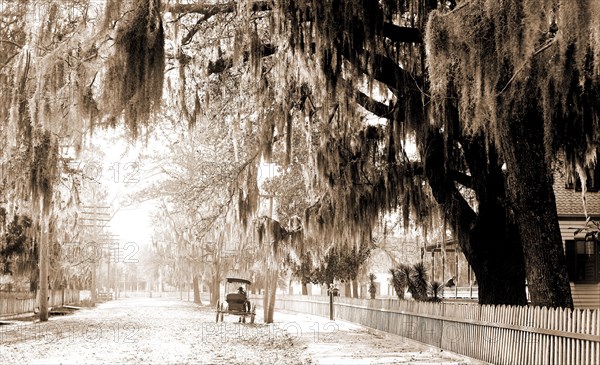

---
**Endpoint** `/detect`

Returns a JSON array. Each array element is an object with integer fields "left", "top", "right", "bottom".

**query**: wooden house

[
  {"left": 555, "top": 166, "right": 600, "bottom": 308},
  {"left": 424, "top": 166, "right": 600, "bottom": 307}
]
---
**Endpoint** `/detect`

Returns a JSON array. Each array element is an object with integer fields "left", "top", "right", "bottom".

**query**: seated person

[
  {"left": 226, "top": 287, "right": 249, "bottom": 311},
  {"left": 236, "top": 286, "right": 250, "bottom": 312}
]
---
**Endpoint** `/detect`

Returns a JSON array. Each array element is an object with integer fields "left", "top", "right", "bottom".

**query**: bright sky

[
  {"left": 79, "top": 122, "right": 277, "bottom": 252},
  {"left": 81, "top": 128, "right": 155, "bottom": 251}
]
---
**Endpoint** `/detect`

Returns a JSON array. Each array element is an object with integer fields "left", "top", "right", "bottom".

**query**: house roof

[{"left": 553, "top": 172, "right": 600, "bottom": 217}]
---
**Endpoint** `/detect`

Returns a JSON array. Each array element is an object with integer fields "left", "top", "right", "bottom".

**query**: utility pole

[
  {"left": 79, "top": 200, "right": 112, "bottom": 304},
  {"left": 100, "top": 234, "right": 119, "bottom": 294}
]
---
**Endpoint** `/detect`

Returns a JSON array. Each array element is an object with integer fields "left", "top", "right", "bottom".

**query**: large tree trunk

[
  {"left": 463, "top": 137, "right": 528, "bottom": 305},
  {"left": 500, "top": 110, "right": 573, "bottom": 308},
  {"left": 263, "top": 270, "right": 269, "bottom": 320},
  {"left": 467, "top": 208, "right": 527, "bottom": 305},
  {"left": 30, "top": 278, "right": 38, "bottom": 292},
  {"left": 267, "top": 269, "right": 277, "bottom": 322},
  {"left": 424, "top": 131, "right": 528, "bottom": 305},
  {"left": 301, "top": 282, "right": 308, "bottom": 295},
  {"left": 39, "top": 215, "right": 49, "bottom": 322},
  {"left": 351, "top": 279, "right": 359, "bottom": 298},
  {"left": 210, "top": 273, "right": 220, "bottom": 306},
  {"left": 263, "top": 268, "right": 277, "bottom": 323},
  {"left": 344, "top": 281, "right": 352, "bottom": 298},
  {"left": 192, "top": 275, "right": 201, "bottom": 304}
]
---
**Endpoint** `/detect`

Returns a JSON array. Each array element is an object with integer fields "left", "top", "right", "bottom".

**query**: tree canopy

[{"left": 2, "top": 0, "right": 600, "bottom": 310}]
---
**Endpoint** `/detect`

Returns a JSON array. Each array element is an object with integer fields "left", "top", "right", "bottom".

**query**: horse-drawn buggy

[{"left": 215, "top": 277, "right": 256, "bottom": 323}]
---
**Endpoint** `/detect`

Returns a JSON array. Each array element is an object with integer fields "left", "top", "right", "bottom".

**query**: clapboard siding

[
  {"left": 558, "top": 218, "right": 600, "bottom": 308},
  {"left": 559, "top": 218, "right": 586, "bottom": 242},
  {"left": 572, "top": 283, "right": 600, "bottom": 308}
]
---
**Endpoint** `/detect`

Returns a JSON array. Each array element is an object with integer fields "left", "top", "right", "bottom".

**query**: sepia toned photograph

[{"left": 0, "top": 1, "right": 599, "bottom": 364}]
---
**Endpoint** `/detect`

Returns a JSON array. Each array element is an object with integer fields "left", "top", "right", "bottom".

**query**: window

[
  {"left": 565, "top": 161, "right": 600, "bottom": 192},
  {"left": 566, "top": 239, "right": 600, "bottom": 283}
]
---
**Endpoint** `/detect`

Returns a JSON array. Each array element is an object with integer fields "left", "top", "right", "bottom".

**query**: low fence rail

[
  {"left": 0, "top": 289, "right": 81, "bottom": 317},
  {"left": 442, "top": 286, "right": 478, "bottom": 300},
  {"left": 268, "top": 295, "right": 600, "bottom": 365}
]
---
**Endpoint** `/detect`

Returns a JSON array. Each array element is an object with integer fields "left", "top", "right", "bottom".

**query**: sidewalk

[{"left": 262, "top": 308, "right": 487, "bottom": 365}]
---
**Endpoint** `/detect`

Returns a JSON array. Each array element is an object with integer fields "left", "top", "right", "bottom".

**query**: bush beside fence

[{"left": 269, "top": 295, "right": 600, "bottom": 365}]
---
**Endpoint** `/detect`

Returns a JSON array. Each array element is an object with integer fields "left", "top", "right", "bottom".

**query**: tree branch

[
  {"left": 448, "top": 169, "right": 473, "bottom": 189},
  {"left": 370, "top": 52, "right": 418, "bottom": 94},
  {"left": 182, "top": 16, "right": 209, "bottom": 45},
  {"left": 207, "top": 43, "right": 277, "bottom": 74},
  {"left": 206, "top": 57, "right": 233, "bottom": 74},
  {"left": 178, "top": 2, "right": 273, "bottom": 45},
  {"left": 382, "top": 23, "right": 422, "bottom": 44},
  {"left": 164, "top": 1, "right": 271, "bottom": 15},
  {"left": 0, "top": 39, "right": 23, "bottom": 48},
  {"left": 343, "top": 48, "right": 420, "bottom": 95},
  {"left": 355, "top": 90, "right": 394, "bottom": 118}
]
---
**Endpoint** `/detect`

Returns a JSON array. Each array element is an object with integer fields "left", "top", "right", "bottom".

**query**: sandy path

[
  {"left": 265, "top": 309, "right": 487, "bottom": 365},
  {"left": 0, "top": 297, "right": 486, "bottom": 364}
]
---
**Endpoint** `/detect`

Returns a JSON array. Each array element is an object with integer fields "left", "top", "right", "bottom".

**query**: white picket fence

[{"left": 270, "top": 295, "right": 600, "bottom": 365}]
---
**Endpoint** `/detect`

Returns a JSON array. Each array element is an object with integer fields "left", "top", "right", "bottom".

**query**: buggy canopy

[{"left": 226, "top": 277, "right": 251, "bottom": 285}]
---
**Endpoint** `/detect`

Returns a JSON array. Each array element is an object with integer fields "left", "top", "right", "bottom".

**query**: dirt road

[{"left": 0, "top": 297, "right": 485, "bottom": 364}]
